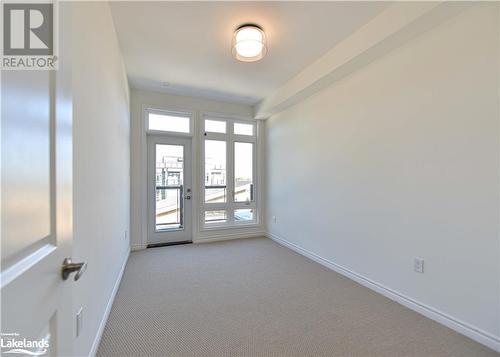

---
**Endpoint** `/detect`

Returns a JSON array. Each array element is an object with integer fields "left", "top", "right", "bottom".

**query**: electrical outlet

[
  {"left": 272, "top": 216, "right": 277, "bottom": 224},
  {"left": 76, "top": 307, "right": 83, "bottom": 337},
  {"left": 414, "top": 258, "right": 424, "bottom": 273}
]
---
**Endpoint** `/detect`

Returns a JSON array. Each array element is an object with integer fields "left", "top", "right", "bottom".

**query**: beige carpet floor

[{"left": 97, "top": 237, "right": 498, "bottom": 356}]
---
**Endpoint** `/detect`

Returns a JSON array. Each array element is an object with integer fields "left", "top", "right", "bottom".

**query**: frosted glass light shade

[{"left": 232, "top": 25, "right": 267, "bottom": 62}]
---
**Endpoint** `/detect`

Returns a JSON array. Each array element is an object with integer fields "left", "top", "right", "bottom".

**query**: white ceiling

[{"left": 110, "top": 2, "right": 388, "bottom": 105}]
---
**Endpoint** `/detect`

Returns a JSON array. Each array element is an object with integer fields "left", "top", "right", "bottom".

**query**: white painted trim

[
  {"left": 145, "top": 107, "right": 195, "bottom": 137},
  {"left": 202, "top": 111, "right": 255, "bottom": 123},
  {"left": 141, "top": 103, "right": 197, "bottom": 248},
  {"left": 89, "top": 249, "right": 130, "bottom": 357},
  {"left": 194, "top": 231, "right": 266, "bottom": 244},
  {"left": 201, "top": 222, "right": 259, "bottom": 232},
  {"left": 267, "top": 232, "right": 500, "bottom": 353},
  {"left": 199, "top": 112, "right": 261, "bottom": 231},
  {"left": 146, "top": 135, "right": 193, "bottom": 245},
  {"left": 138, "top": 103, "right": 264, "bottom": 246},
  {"left": 498, "top": 2, "right": 500, "bottom": 342},
  {"left": 0, "top": 244, "right": 56, "bottom": 288}
]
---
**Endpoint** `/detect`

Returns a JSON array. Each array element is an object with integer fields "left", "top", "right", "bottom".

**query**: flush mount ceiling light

[{"left": 232, "top": 24, "right": 267, "bottom": 62}]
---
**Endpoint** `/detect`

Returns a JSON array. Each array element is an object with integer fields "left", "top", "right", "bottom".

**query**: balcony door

[{"left": 147, "top": 136, "right": 192, "bottom": 245}]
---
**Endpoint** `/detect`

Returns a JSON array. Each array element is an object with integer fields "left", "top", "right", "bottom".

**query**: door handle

[
  {"left": 185, "top": 195, "right": 191, "bottom": 200},
  {"left": 61, "top": 258, "right": 87, "bottom": 281}
]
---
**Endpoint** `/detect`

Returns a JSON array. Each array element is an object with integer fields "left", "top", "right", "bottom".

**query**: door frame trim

[
  {"left": 141, "top": 105, "right": 197, "bottom": 249},
  {"left": 146, "top": 134, "right": 193, "bottom": 245}
]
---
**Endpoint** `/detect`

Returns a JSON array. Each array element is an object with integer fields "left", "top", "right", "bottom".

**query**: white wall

[
  {"left": 72, "top": 2, "right": 130, "bottom": 356},
  {"left": 130, "top": 89, "right": 265, "bottom": 249},
  {"left": 266, "top": 4, "right": 499, "bottom": 348}
]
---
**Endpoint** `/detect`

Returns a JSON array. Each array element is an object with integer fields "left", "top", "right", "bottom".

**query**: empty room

[{"left": 1, "top": 1, "right": 500, "bottom": 356}]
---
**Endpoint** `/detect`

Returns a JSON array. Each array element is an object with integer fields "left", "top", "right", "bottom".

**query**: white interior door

[
  {"left": 148, "top": 136, "right": 192, "bottom": 245},
  {"left": 0, "top": 10, "right": 77, "bottom": 356}
]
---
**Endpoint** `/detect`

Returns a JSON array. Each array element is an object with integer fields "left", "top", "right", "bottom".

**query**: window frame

[
  {"left": 201, "top": 114, "right": 258, "bottom": 229},
  {"left": 145, "top": 107, "right": 194, "bottom": 137},
  {"left": 233, "top": 121, "right": 255, "bottom": 136},
  {"left": 204, "top": 118, "right": 227, "bottom": 134},
  {"left": 203, "top": 138, "right": 228, "bottom": 205}
]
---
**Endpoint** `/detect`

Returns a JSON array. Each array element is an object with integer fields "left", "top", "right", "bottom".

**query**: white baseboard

[
  {"left": 89, "top": 249, "right": 130, "bottom": 357},
  {"left": 267, "top": 232, "right": 500, "bottom": 353},
  {"left": 194, "top": 231, "right": 266, "bottom": 244}
]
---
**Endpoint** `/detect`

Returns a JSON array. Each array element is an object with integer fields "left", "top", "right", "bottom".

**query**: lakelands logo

[
  {"left": 1, "top": 333, "right": 49, "bottom": 356},
  {"left": 2, "top": 3, "right": 57, "bottom": 69}
]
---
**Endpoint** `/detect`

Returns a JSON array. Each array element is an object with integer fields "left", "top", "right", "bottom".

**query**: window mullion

[
  {"left": 227, "top": 120, "right": 235, "bottom": 223},
  {"left": 233, "top": 134, "right": 256, "bottom": 143}
]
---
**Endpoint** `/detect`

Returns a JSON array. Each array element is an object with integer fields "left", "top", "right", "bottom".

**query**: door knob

[
  {"left": 61, "top": 258, "right": 87, "bottom": 281},
  {"left": 185, "top": 195, "right": 191, "bottom": 200}
]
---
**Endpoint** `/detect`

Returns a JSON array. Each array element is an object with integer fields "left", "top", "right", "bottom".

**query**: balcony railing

[
  {"left": 155, "top": 185, "right": 183, "bottom": 231},
  {"left": 204, "top": 184, "right": 254, "bottom": 203},
  {"left": 155, "top": 183, "right": 255, "bottom": 230}
]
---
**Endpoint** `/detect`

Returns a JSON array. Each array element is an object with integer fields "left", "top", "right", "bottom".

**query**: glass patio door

[{"left": 148, "top": 135, "right": 192, "bottom": 245}]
